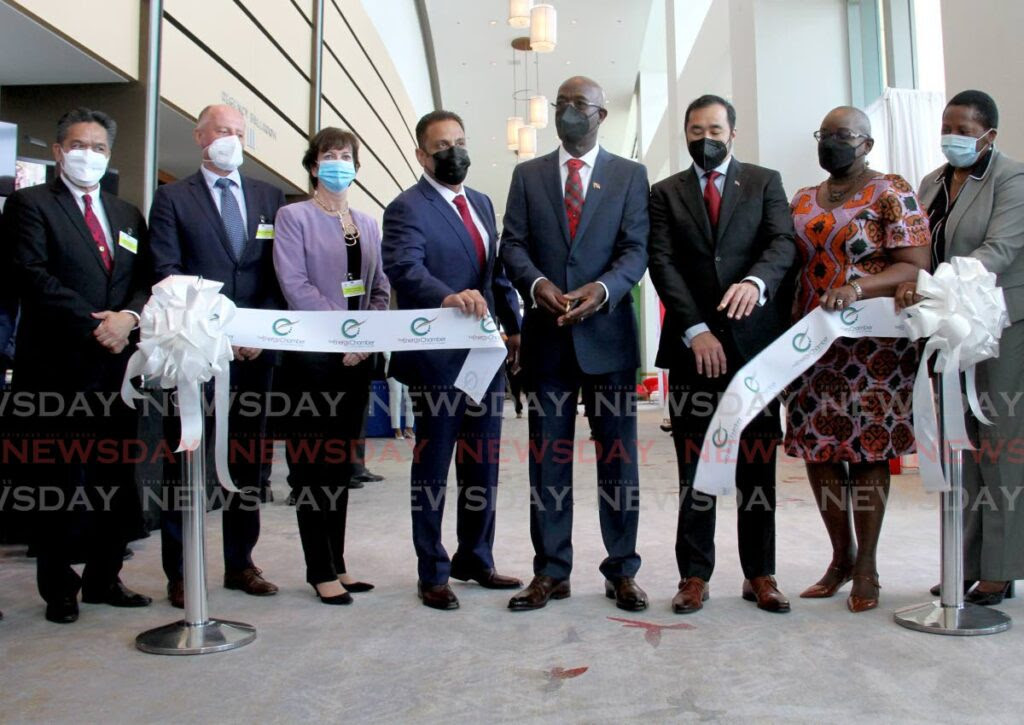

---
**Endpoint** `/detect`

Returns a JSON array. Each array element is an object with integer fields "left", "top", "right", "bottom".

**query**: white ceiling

[
  {"left": 424, "top": 0, "right": 653, "bottom": 217},
  {"left": 0, "top": 1, "right": 127, "bottom": 85}
]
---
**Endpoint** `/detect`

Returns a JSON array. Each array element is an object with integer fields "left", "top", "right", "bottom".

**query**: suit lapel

[
  {"left": 102, "top": 193, "right": 127, "bottom": 276},
  {"left": 945, "top": 174, "right": 985, "bottom": 244},
  {"left": 240, "top": 175, "right": 261, "bottom": 262},
  {"left": 678, "top": 168, "right": 714, "bottom": 246},
  {"left": 187, "top": 172, "right": 236, "bottom": 262},
  {"left": 417, "top": 177, "right": 479, "bottom": 270},
  {"left": 542, "top": 151, "right": 572, "bottom": 247},
  {"left": 570, "top": 148, "right": 606, "bottom": 247},
  {"left": 714, "top": 159, "right": 743, "bottom": 245},
  {"left": 51, "top": 180, "right": 109, "bottom": 275}
]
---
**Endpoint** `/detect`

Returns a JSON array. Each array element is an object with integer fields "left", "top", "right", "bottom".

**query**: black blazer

[
  {"left": 149, "top": 170, "right": 286, "bottom": 309},
  {"left": 648, "top": 159, "right": 797, "bottom": 370},
  {"left": 3, "top": 177, "right": 150, "bottom": 391}
]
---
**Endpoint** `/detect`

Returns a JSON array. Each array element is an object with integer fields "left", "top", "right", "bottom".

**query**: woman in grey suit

[{"left": 897, "top": 90, "right": 1024, "bottom": 605}]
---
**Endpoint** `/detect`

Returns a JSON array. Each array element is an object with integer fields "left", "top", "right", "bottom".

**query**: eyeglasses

[
  {"left": 814, "top": 129, "right": 871, "bottom": 142},
  {"left": 552, "top": 99, "right": 604, "bottom": 113}
]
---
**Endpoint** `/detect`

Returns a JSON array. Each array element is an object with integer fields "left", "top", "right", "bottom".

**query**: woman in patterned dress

[{"left": 785, "top": 107, "right": 932, "bottom": 612}]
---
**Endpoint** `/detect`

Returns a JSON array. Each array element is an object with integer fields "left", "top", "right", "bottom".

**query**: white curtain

[{"left": 865, "top": 87, "right": 947, "bottom": 189}]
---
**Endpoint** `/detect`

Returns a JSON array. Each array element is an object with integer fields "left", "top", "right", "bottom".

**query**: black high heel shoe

[
  {"left": 965, "top": 580, "right": 1015, "bottom": 606},
  {"left": 929, "top": 579, "right": 976, "bottom": 597},
  {"left": 311, "top": 583, "right": 352, "bottom": 605},
  {"left": 339, "top": 580, "right": 375, "bottom": 593}
]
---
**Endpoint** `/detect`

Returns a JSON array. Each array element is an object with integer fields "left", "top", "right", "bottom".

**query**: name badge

[
  {"left": 256, "top": 224, "right": 275, "bottom": 240},
  {"left": 342, "top": 279, "right": 366, "bottom": 298},
  {"left": 118, "top": 231, "right": 139, "bottom": 254}
]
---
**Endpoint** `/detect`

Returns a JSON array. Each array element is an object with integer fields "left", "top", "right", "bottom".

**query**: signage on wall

[{"left": 220, "top": 91, "right": 278, "bottom": 152}]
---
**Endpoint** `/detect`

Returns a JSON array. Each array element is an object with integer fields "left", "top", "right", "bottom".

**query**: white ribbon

[
  {"left": 121, "top": 276, "right": 238, "bottom": 491},
  {"left": 899, "top": 256, "right": 1009, "bottom": 494},
  {"left": 224, "top": 307, "right": 508, "bottom": 404},
  {"left": 692, "top": 257, "right": 1008, "bottom": 496}
]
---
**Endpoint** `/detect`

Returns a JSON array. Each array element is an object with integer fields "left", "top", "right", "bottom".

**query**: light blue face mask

[
  {"left": 941, "top": 129, "right": 992, "bottom": 168},
  {"left": 317, "top": 159, "right": 356, "bottom": 192}
]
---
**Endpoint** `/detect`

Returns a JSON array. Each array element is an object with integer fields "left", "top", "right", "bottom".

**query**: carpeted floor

[{"left": 1, "top": 403, "right": 1021, "bottom": 724}]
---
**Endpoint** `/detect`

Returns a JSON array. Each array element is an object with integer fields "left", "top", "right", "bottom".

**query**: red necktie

[
  {"left": 83, "top": 194, "right": 113, "bottom": 272},
  {"left": 453, "top": 194, "right": 487, "bottom": 271},
  {"left": 565, "top": 158, "right": 585, "bottom": 240},
  {"left": 703, "top": 171, "right": 722, "bottom": 228}
]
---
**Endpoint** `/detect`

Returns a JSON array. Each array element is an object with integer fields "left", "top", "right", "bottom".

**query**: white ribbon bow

[
  {"left": 120, "top": 276, "right": 238, "bottom": 491},
  {"left": 899, "top": 256, "right": 1009, "bottom": 492}
]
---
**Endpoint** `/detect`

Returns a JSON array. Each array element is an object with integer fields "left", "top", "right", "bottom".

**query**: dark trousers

[
  {"left": 26, "top": 391, "right": 137, "bottom": 603},
  {"left": 160, "top": 357, "right": 271, "bottom": 581},
  {"left": 409, "top": 373, "right": 505, "bottom": 585},
  {"left": 281, "top": 352, "right": 370, "bottom": 585},
  {"left": 525, "top": 333, "right": 641, "bottom": 581},
  {"left": 507, "top": 367, "right": 525, "bottom": 415},
  {"left": 668, "top": 363, "right": 779, "bottom": 582}
]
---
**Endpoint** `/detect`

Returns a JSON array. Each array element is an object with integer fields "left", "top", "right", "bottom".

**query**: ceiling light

[
  {"left": 530, "top": 4, "right": 557, "bottom": 53},
  {"left": 508, "top": 0, "right": 533, "bottom": 28}
]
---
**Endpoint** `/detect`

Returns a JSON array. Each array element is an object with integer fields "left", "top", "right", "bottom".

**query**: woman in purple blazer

[{"left": 273, "top": 127, "right": 389, "bottom": 605}]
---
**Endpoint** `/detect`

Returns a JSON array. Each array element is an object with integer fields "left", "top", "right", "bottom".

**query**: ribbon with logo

[
  {"left": 121, "top": 276, "right": 238, "bottom": 491},
  {"left": 224, "top": 307, "right": 507, "bottom": 404},
  {"left": 122, "top": 278, "right": 509, "bottom": 490},
  {"left": 693, "top": 256, "right": 1008, "bottom": 496}
]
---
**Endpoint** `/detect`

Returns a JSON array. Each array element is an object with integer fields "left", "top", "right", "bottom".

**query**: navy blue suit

[
  {"left": 382, "top": 175, "right": 521, "bottom": 585},
  {"left": 500, "top": 147, "right": 649, "bottom": 581},
  {"left": 149, "top": 169, "right": 285, "bottom": 581}
]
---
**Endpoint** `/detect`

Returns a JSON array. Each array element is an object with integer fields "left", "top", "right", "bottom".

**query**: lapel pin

[
  {"left": 593, "top": 182, "right": 601, "bottom": 190},
  {"left": 734, "top": 180, "right": 740, "bottom": 186}
]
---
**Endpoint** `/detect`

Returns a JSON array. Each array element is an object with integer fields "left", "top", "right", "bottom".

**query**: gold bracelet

[{"left": 850, "top": 280, "right": 864, "bottom": 300}]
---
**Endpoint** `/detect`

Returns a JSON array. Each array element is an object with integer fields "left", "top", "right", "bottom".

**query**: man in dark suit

[
  {"left": 3, "top": 107, "right": 152, "bottom": 622},
  {"left": 149, "top": 103, "right": 285, "bottom": 607},
  {"left": 500, "top": 76, "right": 650, "bottom": 612},
  {"left": 382, "top": 110, "right": 523, "bottom": 610},
  {"left": 648, "top": 94, "right": 797, "bottom": 615}
]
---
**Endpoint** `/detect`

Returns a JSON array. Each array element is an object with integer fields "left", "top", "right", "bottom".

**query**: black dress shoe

[
  {"left": 339, "top": 580, "right": 375, "bottom": 593},
  {"left": 450, "top": 565, "right": 523, "bottom": 590},
  {"left": 417, "top": 582, "right": 459, "bottom": 610},
  {"left": 346, "top": 478, "right": 365, "bottom": 489},
  {"left": 929, "top": 580, "right": 976, "bottom": 597},
  {"left": 45, "top": 597, "right": 79, "bottom": 624},
  {"left": 122, "top": 547, "right": 134, "bottom": 561},
  {"left": 311, "top": 583, "right": 352, "bottom": 605},
  {"left": 82, "top": 581, "right": 153, "bottom": 607},
  {"left": 508, "top": 575, "right": 570, "bottom": 611},
  {"left": 965, "top": 581, "right": 1015, "bottom": 606},
  {"left": 605, "top": 577, "right": 649, "bottom": 611},
  {"left": 353, "top": 471, "right": 384, "bottom": 483}
]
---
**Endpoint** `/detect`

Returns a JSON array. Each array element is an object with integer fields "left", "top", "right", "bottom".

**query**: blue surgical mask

[
  {"left": 317, "top": 159, "right": 356, "bottom": 192},
  {"left": 941, "top": 130, "right": 992, "bottom": 168}
]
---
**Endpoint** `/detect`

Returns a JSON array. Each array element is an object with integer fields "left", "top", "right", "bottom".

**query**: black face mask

[
  {"left": 431, "top": 146, "right": 471, "bottom": 186},
  {"left": 556, "top": 106, "right": 595, "bottom": 145},
  {"left": 818, "top": 138, "right": 861, "bottom": 175},
  {"left": 688, "top": 138, "right": 730, "bottom": 170}
]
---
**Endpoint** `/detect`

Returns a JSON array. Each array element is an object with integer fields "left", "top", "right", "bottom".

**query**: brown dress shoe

[
  {"left": 450, "top": 566, "right": 523, "bottom": 590},
  {"left": 224, "top": 567, "right": 279, "bottom": 596},
  {"left": 743, "top": 576, "right": 791, "bottom": 613},
  {"left": 672, "top": 577, "right": 708, "bottom": 614},
  {"left": 508, "top": 575, "right": 570, "bottom": 611},
  {"left": 417, "top": 582, "right": 460, "bottom": 610},
  {"left": 605, "top": 577, "right": 649, "bottom": 611},
  {"left": 168, "top": 580, "right": 185, "bottom": 609}
]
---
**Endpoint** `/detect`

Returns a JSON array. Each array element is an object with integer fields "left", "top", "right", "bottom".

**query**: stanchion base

[
  {"left": 894, "top": 601, "right": 1011, "bottom": 636},
  {"left": 135, "top": 618, "right": 257, "bottom": 655}
]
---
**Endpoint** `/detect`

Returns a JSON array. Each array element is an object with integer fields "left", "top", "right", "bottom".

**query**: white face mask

[
  {"left": 62, "top": 148, "right": 109, "bottom": 188},
  {"left": 206, "top": 135, "right": 244, "bottom": 172}
]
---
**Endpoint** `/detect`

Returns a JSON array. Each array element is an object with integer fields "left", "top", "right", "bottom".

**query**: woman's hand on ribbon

[
  {"left": 819, "top": 285, "right": 858, "bottom": 312},
  {"left": 893, "top": 281, "right": 922, "bottom": 311}
]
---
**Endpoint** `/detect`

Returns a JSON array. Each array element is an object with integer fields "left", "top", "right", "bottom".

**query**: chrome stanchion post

[
  {"left": 894, "top": 381, "right": 1011, "bottom": 635},
  {"left": 136, "top": 382, "right": 257, "bottom": 654}
]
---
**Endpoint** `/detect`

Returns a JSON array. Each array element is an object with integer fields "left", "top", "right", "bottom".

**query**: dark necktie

[
  {"left": 215, "top": 177, "right": 247, "bottom": 260},
  {"left": 453, "top": 194, "right": 486, "bottom": 271},
  {"left": 82, "top": 194, "right": 112, "bottom": 272},
  {"left": 565, "top": 158, "right": 585, "bottom": 240},
  {"left": 704, "top": 170, "right": 722, "bottom": 228}
]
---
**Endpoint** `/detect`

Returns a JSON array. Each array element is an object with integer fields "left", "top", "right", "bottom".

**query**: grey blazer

[{"left": 919, "top": 150, "right": 1024, "bottom": 321}]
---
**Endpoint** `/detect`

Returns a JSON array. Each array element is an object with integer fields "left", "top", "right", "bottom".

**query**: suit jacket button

[{"left": 714, "top": 256, "right": 721, "bottom": 262}]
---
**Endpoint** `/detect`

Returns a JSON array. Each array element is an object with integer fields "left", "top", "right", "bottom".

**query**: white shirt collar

[
  {"left": 60, "top": 174, "right": 100, "bottom": 202},
  {"left": 693, "top": 154, "right": 733, "bottom": 178},
  {"left": 559, "top": 143, "right": 601, "bottom": 169},
  {"left": 422, "top": 171, "right": 464, "bottom": 202},
  {"left": 200, "top": 164, "right": 243, "bottom": 190}
]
